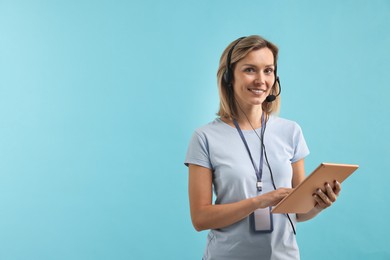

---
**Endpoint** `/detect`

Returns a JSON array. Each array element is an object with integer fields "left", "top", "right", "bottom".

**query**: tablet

[{"left": 271, "top": 163, "right": 359, "bottom": 214}]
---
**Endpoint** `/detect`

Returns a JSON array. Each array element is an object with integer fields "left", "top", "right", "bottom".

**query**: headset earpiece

[
  {"left": 223, "top": 69, "right": 231, "bottom": 86},
  {"left": 223, "top": 37, "right": 246, "bottom": 87}
]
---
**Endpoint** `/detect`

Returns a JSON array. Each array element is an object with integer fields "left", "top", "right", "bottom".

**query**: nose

[{"left": 254, "top": 71, "right": 265, "bottom": 85}]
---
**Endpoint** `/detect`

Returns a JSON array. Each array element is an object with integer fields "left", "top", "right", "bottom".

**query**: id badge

[{"left": 251, "top": 207, "right": 273, "bottom": 233}]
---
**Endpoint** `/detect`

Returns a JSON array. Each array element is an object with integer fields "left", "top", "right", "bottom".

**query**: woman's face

[{"left": 232, "top": 47, "right": 276, "bottom": 109}]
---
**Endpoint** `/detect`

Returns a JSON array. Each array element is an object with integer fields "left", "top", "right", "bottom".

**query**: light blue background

[{"left": 0, "top": 0, "right": 389, "bottom": 259}]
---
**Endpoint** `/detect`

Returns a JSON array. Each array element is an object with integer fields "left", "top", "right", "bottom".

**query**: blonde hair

[{"left": 217, "top": 35, "right": 281, "bottom": 119}]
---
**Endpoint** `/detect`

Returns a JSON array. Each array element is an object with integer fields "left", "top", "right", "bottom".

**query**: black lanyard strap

[{"left": 233, "top": 113, "right": 266, "bottom": 192}]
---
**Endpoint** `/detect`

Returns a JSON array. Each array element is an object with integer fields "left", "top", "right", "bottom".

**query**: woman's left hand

[{"left": 313, "top": 180, "right": 341, "bottom": 210}]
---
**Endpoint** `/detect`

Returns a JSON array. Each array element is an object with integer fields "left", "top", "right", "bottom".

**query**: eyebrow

[{"left": 241, "top": 64, "right": 275, "bottom": 67}]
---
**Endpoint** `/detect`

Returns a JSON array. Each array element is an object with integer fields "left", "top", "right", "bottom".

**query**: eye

[
  {"left": 243, "top": 67, "right": 256, "bottom": 73},
  {"left": 264, "top": 67, "right": 274, "bottom": 74}
]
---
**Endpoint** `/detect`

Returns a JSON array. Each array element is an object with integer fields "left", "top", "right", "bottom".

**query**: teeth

[{"left": 249, "top": 89, "right": 264, "bottom": 94}]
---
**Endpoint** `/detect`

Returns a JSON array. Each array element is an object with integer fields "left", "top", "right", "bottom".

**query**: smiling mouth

[{"left": 248, "top": 88, "right": 266, "bottom": 95}]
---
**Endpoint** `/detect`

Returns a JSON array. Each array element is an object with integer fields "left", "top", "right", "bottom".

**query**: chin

[{"left": 250, "top": 98, "right": 265, "bottom": 105}]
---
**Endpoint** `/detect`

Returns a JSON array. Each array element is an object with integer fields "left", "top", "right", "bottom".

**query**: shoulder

[
  {"left": 189, "top": 118, "right": 237, "bottom": 149},
  {"left": 193, "top": 118, "right": 233, "bottom": 137},
  {"left": 268, "top": 115, "right": 303, "bottom": 130},
  {"left": 267, "top": 115, "right": 307, "bottom": 141}
]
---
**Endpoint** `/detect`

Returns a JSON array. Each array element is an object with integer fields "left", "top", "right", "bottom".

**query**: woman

[{"left": 184, "top": 35, "right": 340, "bottom": 260}]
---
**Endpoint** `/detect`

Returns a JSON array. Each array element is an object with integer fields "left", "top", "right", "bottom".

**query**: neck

[{"left": 235, "top": 103, "right": 265, "bottom": 130}]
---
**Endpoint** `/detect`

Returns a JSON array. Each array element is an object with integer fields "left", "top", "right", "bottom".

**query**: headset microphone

[
  {"left": 265, "top": 76, "right": 281, "bottom": 102},
  {"left": 265, "top": 94, "right": 276, "bottom": 102}
]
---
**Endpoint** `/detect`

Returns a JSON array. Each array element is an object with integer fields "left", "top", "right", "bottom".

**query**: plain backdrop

[{"left": 1, "top": 0, "right": 389, "bottom": 259}]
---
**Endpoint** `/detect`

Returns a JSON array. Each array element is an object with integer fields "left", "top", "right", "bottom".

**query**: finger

[
  {"left": 325, "top": 183, "right": 337, "bottom": 202},
  {"left": 313, "top": 194, "right": 328, "bottom": 209},
  {"left": 316, "top": 188, "right": 332, "bottom": 207},
  {"left": 334, "top": 180, "right": 341, "bottom": 195}
]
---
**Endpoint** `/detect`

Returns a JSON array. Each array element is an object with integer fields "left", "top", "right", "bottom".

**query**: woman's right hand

[{"left": 255, "top": 188, "right": 293, "bottom": 208}]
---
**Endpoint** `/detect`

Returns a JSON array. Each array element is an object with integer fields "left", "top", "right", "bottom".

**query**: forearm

[
  {"left": 296, "top": 206, "right": 323, "bottom": 222},
  {"left": 191, "top": 197, "right": 260, "bottom": 231},
  {"left": 188, "top": 165, "right": 291, "bottom": 231}
]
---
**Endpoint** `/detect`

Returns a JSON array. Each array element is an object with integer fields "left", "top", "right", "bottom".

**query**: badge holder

[{"left": 251, "top": 207, "right": 273, "bottom": 233}]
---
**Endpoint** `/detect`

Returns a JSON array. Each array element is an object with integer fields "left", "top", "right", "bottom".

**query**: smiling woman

[
  {"left": 184, "top": 35, "right": 341, "bottom": 260},
  {"left": 0, "top": 0, "right": 388, "bottom": 259}
]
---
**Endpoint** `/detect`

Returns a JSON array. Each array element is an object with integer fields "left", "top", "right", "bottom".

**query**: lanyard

[{"left": 233, "top": 113, "right": 266, "bottom": 192}]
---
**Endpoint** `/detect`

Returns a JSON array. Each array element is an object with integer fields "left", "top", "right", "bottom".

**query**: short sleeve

[
  {"left": 291, "top": 123, "right": 310, "bottom": 163},
  {"left": 184, "top": 131, "right": 213, "bottom": 169}
]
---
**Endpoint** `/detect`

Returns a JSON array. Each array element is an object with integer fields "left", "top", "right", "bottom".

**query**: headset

[{"left": 222, "top": 36, "right": 281, "bottom": 102}]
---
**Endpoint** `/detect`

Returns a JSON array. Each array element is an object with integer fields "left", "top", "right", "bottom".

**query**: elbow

[
  {"left": 192, "top": 221, "right": 207, "bottom": 232},
  {"left": 191, "top": 217, "right": 208, "bottom": 232},
  {"left": 193, "top": 224, "right": 204, "bottom": 232}
]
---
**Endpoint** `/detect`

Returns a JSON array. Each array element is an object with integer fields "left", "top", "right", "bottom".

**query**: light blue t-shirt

[{"left": 185, "top": 115, "right": 310, "bottom": 260}]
